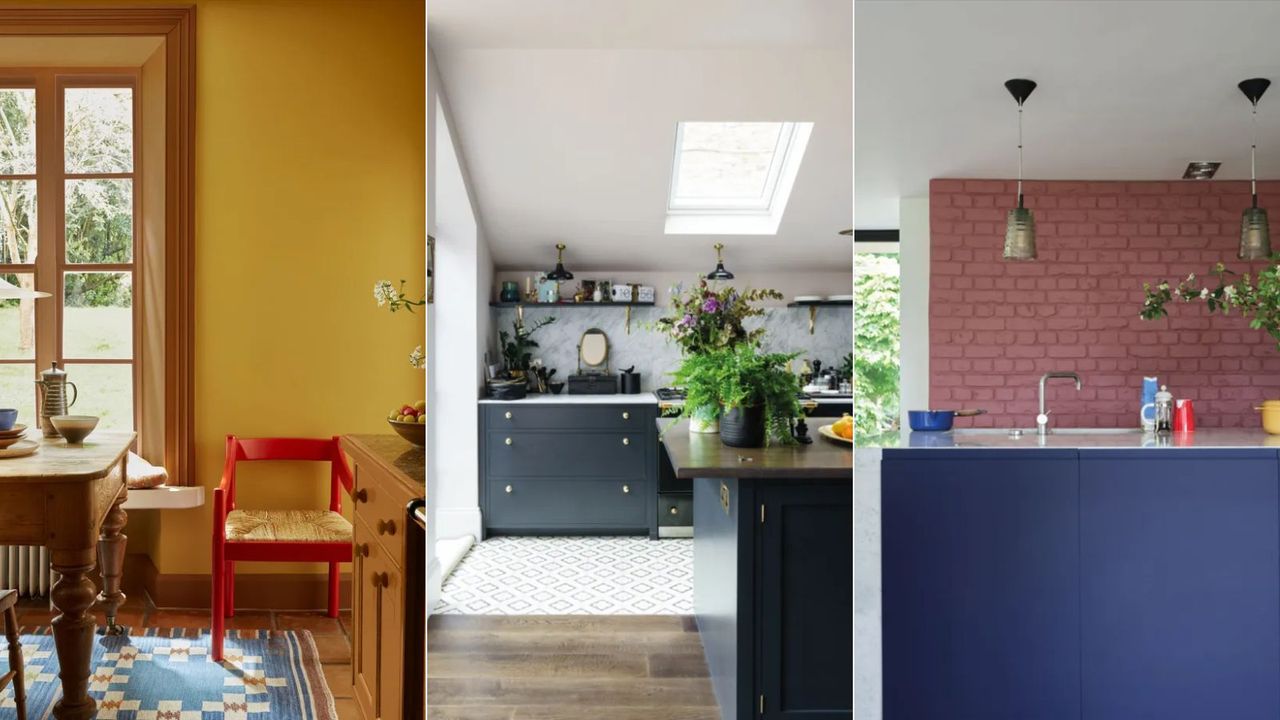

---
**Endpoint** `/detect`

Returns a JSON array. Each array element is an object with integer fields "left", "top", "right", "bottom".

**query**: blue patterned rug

[{"left": 0, "top": 627, "right": 335, "bottom": 720}]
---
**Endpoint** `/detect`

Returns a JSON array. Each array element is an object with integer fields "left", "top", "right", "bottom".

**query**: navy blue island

[
  {"left": 661, "top": 420, "right": 853, "bottom": 720},
  {"left": 881, "top": 430, "right": 1280, "bottom": 720}
]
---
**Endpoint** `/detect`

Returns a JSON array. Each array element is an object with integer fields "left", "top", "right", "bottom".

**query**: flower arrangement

[
  {"left": 1140, "top": 261, "right": 1280, "bottom": 347},
  {"left": 670, "top": 344, "right": 802, "bottom": 445},
  {"left": 373, "top": 279, "right": 426, "bottom": 367},
  {"left": 655, "top": 279, "right": 783, "bottom": 356}
]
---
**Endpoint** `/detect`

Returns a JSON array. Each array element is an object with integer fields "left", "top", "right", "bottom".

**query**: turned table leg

[
  {"left": 97, "top": 491, "right": 128, "bottom": 635},
  {"left": 50, "top": 549, "right": 98, "bottom": 720}
]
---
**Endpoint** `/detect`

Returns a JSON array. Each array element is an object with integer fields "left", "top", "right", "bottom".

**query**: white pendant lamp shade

[{"left": 0, "top": 277, "right": 49, "bottom": 299}]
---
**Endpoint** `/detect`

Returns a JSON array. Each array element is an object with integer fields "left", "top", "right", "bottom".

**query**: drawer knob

[
  {"left": 354, "top": 489, "right": 368, "bottom": 503},
  {"left": 505, "top": 411, "right": 513, "bottom": 419},
  {"left": 623, "top": 484, "right": 631, "bottom": 494},
  {"left": 505, "top": 437, "right": 513, "bottom": 445},
  {"left": 377, "top": 519, "right": 397, "bottom": 536},
  {"left": 622, "top": 411, "right": 630, "bottom": 420},
  {"left": 371, "top": 572, "right": 388, "bottom": 588},
  {"left": 505, "top": 484, "right": 513, "bottom": 494},
  {"left": 669, "top": 506, "right": 679, "bottom": 515},
  {"left": 356, "top": 543, "right": 370, "bottom": 557},
  {"left": 622, "top": 437, "right": 630, "bottom": 446}
]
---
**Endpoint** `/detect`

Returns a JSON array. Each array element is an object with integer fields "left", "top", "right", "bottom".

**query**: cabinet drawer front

[
  {"left": 658, "top": 494, "right": 692, "bottom": 527},
  {"left": 353, "top": 465, "right": 413, "bottom": 569},
  {"left": 487, "top": 430, "right": 645, "bottom": 478},
  {"left": 487, "top": 479, "right": 646, "bottom": 529},
  {"left": 486, "top": 404, "right": 652, "bottom": 431}
]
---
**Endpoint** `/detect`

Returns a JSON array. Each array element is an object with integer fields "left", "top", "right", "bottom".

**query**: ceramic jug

[{"left": 35, "top": 362, "right": 77, "bottom": 438}]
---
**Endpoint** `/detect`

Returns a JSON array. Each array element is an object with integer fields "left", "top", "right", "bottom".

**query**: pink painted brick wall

[{"left": 929, "top": 178, "right": 1280, "bottom": 429}]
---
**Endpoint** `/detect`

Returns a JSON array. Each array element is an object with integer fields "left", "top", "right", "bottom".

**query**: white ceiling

[
  {"left": 427, "top": 0, "right": 852, "bottom": 272},
  {"left": 856, "top": 0, "right": 1280, "bottom": 229}
]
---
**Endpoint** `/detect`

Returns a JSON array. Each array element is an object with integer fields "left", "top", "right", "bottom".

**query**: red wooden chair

[{"left": 212, "top": 435, "right": 354, "bottom": 661}]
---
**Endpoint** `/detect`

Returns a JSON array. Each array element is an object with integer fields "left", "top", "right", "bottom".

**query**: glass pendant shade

[
  {"left": 1003, "top": 206, "right": 1036, "bottom": 260},
  {"left": 1240, "top": 206, "right": 1271, "bottom": 260},
  {"left": 547, "top": 243, "right": 573, "bottom": 281}
]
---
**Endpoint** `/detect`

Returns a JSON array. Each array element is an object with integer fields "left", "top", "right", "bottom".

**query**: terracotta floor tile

[
  {"left": 277, "top": 612, "right": 344, "bottom": 635},
  {"left": 16, "top": 608, "right": 57, "bottom": 626},
  {"left": 145, "top": 609, "right": 211, "bottom": 629},
  {"left": 323, "top": 664, "right": 354, "bottom": 698},
  {"left": 225, "top": 611, "right": 275, "bottom": 630},
  {"left": 334, "top": 698, "right": 361, "bottom": 720},
  {"left": 310, "top": 632, "right": 352, "bottom": 664}
]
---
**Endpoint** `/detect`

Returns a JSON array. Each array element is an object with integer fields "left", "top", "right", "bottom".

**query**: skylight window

[{"left": 665, "top": 121, "right": 812, "bottom": 235}]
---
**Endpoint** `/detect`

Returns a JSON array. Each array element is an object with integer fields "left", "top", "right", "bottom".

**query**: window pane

[
  {"left": 65, "top": 179, "right": 132, "bottom": 263},
  {"left": 0, "top": 273, "right": 36, "bottom": 360},
  {"left": 62, "top": 363, "right": 132, "bottom": 431},
  {"left": 0, "top": 89, "right": 36, "bottom": 175},
  {"left": 0, "top": 363, "right": 37, "bottom": 430},
  {"left": 0, "top": 180, "right": 36, "bottom": 263},
  {"left": 63, "top": 271, "right": 131, "bottom": 359},
  {"left": 854, "top": 252, "right": 901, "bottom": 443},
  {"left": 673, "top": 122, "right": 784, "bottom": 201},
  {"left": 64, "top": 88, "right": 133, "bottom": 174}
]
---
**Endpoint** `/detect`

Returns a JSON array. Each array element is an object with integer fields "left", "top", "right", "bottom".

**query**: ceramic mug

[{"left": 0, "top": 408, "right": 17, "bottom": 431}]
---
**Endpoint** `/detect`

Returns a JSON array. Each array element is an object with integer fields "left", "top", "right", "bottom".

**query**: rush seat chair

[{"left": 212, "top": 436, "right": 354, "bottom": 661}]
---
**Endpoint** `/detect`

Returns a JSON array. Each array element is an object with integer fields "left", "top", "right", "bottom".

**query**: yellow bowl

[{"left": 1259, "top": 401, "right": 1280, "bottom": 434}]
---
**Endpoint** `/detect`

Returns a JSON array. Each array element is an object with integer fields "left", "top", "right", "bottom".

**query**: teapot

[{"left": 35, "top": 362, "right": 78, "bottom": 438}]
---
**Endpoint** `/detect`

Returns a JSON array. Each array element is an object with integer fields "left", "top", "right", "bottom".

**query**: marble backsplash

[{"left": 491, "top": 304, "right": 852, "bottom": 391}]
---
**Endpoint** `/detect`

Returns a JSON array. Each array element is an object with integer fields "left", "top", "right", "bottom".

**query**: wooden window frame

[{"left": 0, "top": 7, "right": 195, "bottom": 485}]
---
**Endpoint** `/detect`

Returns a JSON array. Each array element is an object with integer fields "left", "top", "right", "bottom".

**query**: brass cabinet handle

[
  {"left": 623, "top": 484, "right": 631, "bottom": 494},
  {"left": 376, "top": 519, "right": 397, "bottom": 536},
  {"left": 505, "top": 437, "right": 513, "bottom": 445},
  {"left": 505, "top": 484, "right": 513, "bottom": 494},
  {"left": 505, "top": 411, "right": 512, "bottom": 419},
  {"left": 356, "top": 543, "right": 370, "bottom": 557},
  {"left": 371, "top": 572, "right": 388, "bottom": 588},
  {"left": 622, "top": 437, "right": 630, "bottom": 446},
  {"left": 354, "top": 489, "right": 368, "bottom": 503},
  {"left": 669, "top": 506, "right": 679, "bottom": 515},
  {"left": 622, "top": 411, "right": 630, "bottom": 420}
]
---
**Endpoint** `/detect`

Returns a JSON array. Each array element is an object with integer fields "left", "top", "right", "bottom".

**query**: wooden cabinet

[
  {"left": 480, "top": 403, "right": 656, "bottom": 536},
  {"left": 341, "top": 435, "right": 424, "bottom": 720}
]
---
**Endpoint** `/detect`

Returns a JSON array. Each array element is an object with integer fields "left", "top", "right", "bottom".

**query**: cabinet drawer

[
  {"left": 658, "top": 493, "right": 692, "bottom": 527},
  {"left": 487, "top": 478, "right": 647, "bottom": 530},
  {"left": 487, "top": 430, "right": 645, "bottom": 479},
  {"left": 486, "top": 404, "right": 652, "bottom": 431},
  {"left": 353, "top": 465, "right": 413, "bottom": 569}
]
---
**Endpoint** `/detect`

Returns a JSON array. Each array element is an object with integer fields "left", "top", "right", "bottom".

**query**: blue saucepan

[{"left": 908, "top": 408, "right": 987, "bottom": 431}]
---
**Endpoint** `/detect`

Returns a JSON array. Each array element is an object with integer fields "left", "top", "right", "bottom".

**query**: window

[
  {"left": 854, "top": 235, "right": 901, "bottom": 442},
  {"left": 665, "top": 121, "right": 813, "bottom": 235},
  {"left": 0, "top": 73, "right": 138, "bottom": 431}
]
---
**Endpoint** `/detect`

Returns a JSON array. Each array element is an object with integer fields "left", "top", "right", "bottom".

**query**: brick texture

[{"left": 929, "top": 178, "right": 1280, "bottom": 428}]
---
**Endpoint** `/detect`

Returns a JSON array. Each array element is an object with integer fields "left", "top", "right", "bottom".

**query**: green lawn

[{"left": 0, "top": 306, "right": 133, "bottom": 430}]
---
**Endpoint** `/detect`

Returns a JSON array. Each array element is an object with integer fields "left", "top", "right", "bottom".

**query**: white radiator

[{"left": 0, "top": 545, "right": 51, "bottom": 596}]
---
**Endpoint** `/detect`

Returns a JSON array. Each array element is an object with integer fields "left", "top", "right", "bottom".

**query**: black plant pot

[{"left": 721, "top": 404, "right": 766, "bottom": 448}]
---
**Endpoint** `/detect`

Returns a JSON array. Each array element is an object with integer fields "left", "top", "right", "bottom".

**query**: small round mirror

[{"left": 579, "top": 328, "right": 609, "bottom": 370}]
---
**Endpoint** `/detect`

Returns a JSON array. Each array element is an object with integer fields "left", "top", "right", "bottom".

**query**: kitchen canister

[
  {"left": 637, "top": 285, "right": 655, "bottom": 303},
  {"left": 610, "top": 284, "right": 633, "bottom": 302}
]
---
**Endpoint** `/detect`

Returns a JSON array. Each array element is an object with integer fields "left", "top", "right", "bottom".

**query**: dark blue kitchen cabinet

[
  {"left": 757, "top": 481, "right": 852, "bottom": 719},
  {"left": 1078, "top": 449, "right": 1280, "bottom": 720},
  {"left": 881, "top": 449, "right": 1082, "bottom": 720}
]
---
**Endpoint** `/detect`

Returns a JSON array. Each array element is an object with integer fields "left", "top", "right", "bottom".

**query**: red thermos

[{"left": 1174, "top": 399, "right": 1196, "bottom": 432}]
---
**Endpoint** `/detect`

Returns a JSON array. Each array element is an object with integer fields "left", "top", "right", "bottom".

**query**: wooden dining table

[{"left": 0, "top": 431, "right": 134, "bottom": 720}]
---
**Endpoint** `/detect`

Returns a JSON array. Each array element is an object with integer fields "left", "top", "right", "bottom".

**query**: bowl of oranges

[
  {"left": 818, "top": 414, "right": 853, "bottom": 445},
  {"left": 388, "top": 401, "right": 426, "bottom": 447}
]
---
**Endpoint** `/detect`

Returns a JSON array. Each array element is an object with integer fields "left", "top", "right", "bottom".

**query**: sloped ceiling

[
  {"left": 428, "top": 0, "right": 852, "bottom": 272},
  {"left": 857, "top": 0, "right": 1280, "bottom": 229}
]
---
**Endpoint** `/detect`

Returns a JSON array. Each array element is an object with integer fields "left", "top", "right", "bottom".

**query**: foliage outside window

[{"left": 854, "top": 252, "right": 901, "bottom": 441}]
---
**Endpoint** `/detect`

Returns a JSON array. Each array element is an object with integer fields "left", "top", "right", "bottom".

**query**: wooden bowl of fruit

[{"left": 387, "top": 401, "right": 426, "bottom": 447}]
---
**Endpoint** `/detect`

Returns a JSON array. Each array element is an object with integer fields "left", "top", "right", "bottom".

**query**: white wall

[
  {"left": 898, "top": 196, "right": 929, "bottom": 419},
  {"left": 427, "top": 48, "right": 492, "bottom": 610}
]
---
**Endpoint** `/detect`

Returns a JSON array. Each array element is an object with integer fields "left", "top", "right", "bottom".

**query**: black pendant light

[
  {"left": 1239, "top": 78, "right": 1272, "bottom": 260},
  {"left": 1003, "top": 78, "right": 1037, "bottom": 260},
  {"left": 547, "top": 243, "right": 574, "bottom": 281},
  {"left": 706, "top": 243, "right": 734, "bottom": 280}
]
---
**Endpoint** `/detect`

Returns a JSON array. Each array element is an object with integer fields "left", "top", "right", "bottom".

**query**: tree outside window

[{"left": 854, "top": 252, "right": 900, "bottom": 442}]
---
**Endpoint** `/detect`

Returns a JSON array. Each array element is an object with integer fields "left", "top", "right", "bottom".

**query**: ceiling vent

[{"left": 1182, "top": 161, "right": 1221, "bottom": 180}]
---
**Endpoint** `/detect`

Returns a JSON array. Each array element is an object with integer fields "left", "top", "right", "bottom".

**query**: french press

[{"left": 35, "top": 362, "right": 78, "bottom": 438}]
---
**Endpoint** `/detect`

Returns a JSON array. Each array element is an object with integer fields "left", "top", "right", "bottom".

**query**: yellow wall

[{"left": 151, "top": 0, "right": 425, "bottom": 574}]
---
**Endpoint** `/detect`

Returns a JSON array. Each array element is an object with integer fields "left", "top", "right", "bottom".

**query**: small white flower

[
  {"left": 1200, "top": 288, "right": 1210, "bottom": 299},
  {"left": 408, "top": 345, "right": 424, "bottom": 369},
  {"left": 1159, "top": 282, "right": 1170, "bottom": 291},
  {"left": 1173, "top": 288, "right": 1181, "bottom": 297},
  {"left": 1187, "top": 273, "right": 1196, "bottom": 283},
  {"left": 1225, "top": 285, "right": 1237, "bottom": 298},
  {"left": 374, "top": 280, "right": 397, "bottom": 307}
]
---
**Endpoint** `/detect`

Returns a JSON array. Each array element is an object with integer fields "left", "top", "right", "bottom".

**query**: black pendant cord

[
  {"left": 1253, "top": 102, "right": 1260, "bottom": 209},
  {"left": 1016, "top": 102, "right": 1025, "bottom": 209}
]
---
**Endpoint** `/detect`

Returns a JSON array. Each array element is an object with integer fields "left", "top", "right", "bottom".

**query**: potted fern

[{"left": 671, "top": 344, "right": 802, "bottom": 447}]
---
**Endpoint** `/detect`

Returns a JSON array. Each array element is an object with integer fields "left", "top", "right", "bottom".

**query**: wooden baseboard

[{"left": 125, "top": 554, "right": 352, "bottom": 610}]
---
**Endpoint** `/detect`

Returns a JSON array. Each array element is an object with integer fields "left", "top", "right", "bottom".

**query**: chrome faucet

[{"left": 1037, "top": 372, "right": 1082, "bottom": 435}]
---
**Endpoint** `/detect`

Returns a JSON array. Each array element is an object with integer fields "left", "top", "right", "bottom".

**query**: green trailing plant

[
  {"left": 670, "top": 344, "right": 802, "bottom": 445},
  {"left": 498, "top": 316, "right": 556, "bottom": 373},
  {"left": 1141, "top": 261, "right": 1280, "bottom": 347}
]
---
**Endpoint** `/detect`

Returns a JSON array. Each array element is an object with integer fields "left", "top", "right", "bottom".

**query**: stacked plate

[{"left": 0, "top": 424, "right": 37, "bottom": 458}]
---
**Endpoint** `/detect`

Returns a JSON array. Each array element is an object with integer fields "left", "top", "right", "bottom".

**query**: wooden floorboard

[{"left": 427, "top": 615, "right": 718, "bottom": 719}]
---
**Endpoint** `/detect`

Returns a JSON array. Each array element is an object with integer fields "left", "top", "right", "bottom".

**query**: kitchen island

[
  {"left": 862, "top": 428, "right": 1280, "bottom": 720},
  {"left": 662, "top": 420, "right": 852, "bottom": 720}
]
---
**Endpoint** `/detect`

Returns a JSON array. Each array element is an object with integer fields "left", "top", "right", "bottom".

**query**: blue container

[
  {"left": 909, "top": 410, "right": 957, "bottom": 432},
  {"left": 0, "top": 408, "right": 17, "bottom": 431}
]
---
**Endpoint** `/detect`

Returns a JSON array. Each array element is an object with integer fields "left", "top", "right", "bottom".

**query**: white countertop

[
  {"left": 860, "top": 427, "right": 1280, "bottom": 450},
  {"left": 480, "top": 392, "right": 660, "bottom": 405}
]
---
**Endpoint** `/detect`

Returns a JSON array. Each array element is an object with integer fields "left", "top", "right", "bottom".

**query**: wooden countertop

[
  {"left": 659, "top": 419, "right": 851, "bottom": 480},
  {"left": 340, "top": 434, "right": 424, "bottom": 489},
  {"left": 0, "top": 431, "right": 134, "bottom": 483}
]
